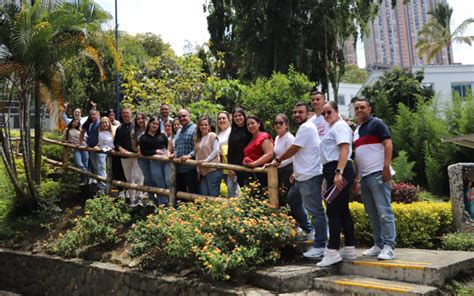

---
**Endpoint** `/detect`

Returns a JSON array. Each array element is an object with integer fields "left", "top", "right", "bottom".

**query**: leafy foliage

[
  {"left": 442, "top": 232, "right": 474, "bottom": 252},
  {"left": 127, "top": 183, "right": 296, "bottom": 280},
  {"left": 340, "top": 64, "right": 369, "bottom": 84},
  {"left": 391, "top": 183, "right": 419, "bottom": 204},
  {"left": 416, "top": 3, "right": 474, "bottom": 65},
  {"left": 360, "top": 67, "right": 434, "bottom": 125},
  {"left": 351, "top": 201, "right": 452, "bottom": 248},
  {"left": 241, "top": 67, "right": 314, "bottom": 131},
  {"left": 392, "top": 151, "right": 416, "bottom": 183},
  {"left": 53, "top": 195, "right": 131, "bottom": 257}
]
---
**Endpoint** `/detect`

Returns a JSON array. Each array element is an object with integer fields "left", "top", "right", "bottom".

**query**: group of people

[{"left": 61, "top": 91, "right": 397, "bottom": 267}]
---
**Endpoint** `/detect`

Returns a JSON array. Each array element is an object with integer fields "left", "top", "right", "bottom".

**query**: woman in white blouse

[
  {"left": 96, "top": 117, "right": 115, "bottom": 192},
  {"left": 273, "top": 114, "right": 295, "bottom": 194},
  {"left": 317, "top": 101, "right": 356, "bottom": 267},
  {"left": 216, "top": 111, "right": 239, "bottom": 197}
]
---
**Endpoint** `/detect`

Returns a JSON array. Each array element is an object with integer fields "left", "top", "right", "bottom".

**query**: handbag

[{"left": 323, "top": 177, "right": 348, "bottom": 204}]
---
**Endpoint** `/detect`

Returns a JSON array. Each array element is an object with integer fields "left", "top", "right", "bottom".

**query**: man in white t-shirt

[
  {"left": 309, "top": 91, "right": 330, "bottom": 139},
  {"left": 270, "top": 102, "right": 327, "bottom": 258}
]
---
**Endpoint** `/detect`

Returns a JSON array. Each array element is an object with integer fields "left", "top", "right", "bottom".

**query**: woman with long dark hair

[
  {"left": 227, "top": 108, "right": 252, "bottom": 188},
  {"left": 63, "top": 118, "right": 88, "bottom": 184},
  {"left": 242, "top": 115, "right": 274, "bottom": 187},
  {"left": 138, "top": 116, "right": 170, "bottom": 206}
]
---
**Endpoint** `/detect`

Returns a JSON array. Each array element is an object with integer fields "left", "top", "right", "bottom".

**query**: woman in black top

[
  {"left": 227, "top": 108, "right": 252, "bottom": 188},
  {"left": 138, "top": 116, "right": 170, "bottom": 206}
]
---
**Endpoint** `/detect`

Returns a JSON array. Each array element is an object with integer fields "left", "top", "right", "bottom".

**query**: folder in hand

[{"left": 323, "top": 177, "right": 348, "bottom": 204}]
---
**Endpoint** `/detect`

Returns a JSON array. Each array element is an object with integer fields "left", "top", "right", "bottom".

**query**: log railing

[{"left": 14, "top": 137, "right": 279, "bottom": 207}]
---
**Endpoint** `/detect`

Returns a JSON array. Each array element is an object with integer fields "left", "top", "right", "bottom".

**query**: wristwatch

[{"left": 335, "top": 168, "right": 343, "bottom": 174}]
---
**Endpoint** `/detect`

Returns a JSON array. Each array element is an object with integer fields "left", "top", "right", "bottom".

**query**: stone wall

[
  {"left": 448, "top": 163, "right": 474, "bottom": 232},
  {"left": 0, "top": 249, "right": 265, "bottom": 296}
]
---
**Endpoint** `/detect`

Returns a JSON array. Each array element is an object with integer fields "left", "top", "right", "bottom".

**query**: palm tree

[
  {"left": 416, "top": 3, "right": 474, "bottom": 65},
  {"left": 0, "top": 0, "right": 113, "bottom": 211}
]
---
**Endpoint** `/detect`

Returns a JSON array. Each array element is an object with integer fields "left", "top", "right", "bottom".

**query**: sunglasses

[
  {"left": 321, "top": 111, "right": 333, "bottom": 117},
  {"left": 273, "top": 121, "right": 285, "bottom": 126}
]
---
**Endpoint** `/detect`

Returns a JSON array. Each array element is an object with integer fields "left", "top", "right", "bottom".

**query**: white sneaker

[
  {"left": 303, "top": 247, "right": 325, "bottom": 259},
  {"left": 340, "top": 246, "right": 357, "bottom": 260},
  {"left": 377, "top": 245, "right": 396, "bottom": 260},
  {"left": 317, "top": 249, "right": 342, "bottom": 267},
  {"left": 129, "top": 198, "right": 138, "bottom": 207},
  {"left": 362, "top": 245, "right": 382, "bottom": 257}
]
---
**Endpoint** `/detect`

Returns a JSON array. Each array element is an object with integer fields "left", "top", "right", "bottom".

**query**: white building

[
  {"left": 327, "top": 82, "right": 363, "bottom": 117},
  {"left": 364, "top": 64, "right": 474, "bottom": 108}
]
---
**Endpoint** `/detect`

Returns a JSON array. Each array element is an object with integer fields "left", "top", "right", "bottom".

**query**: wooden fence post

[
  {"left": 168, "top": 162, "right": 177, "bottom": 208},
  {"left": 62, "top": 147, "right": 70, "bottom": 170},
  {"left": 106, "top": 152, "right": 113, "bottom": 194},
  {"left": 267, "top": 166, "right": 279, "bottom": 208}
]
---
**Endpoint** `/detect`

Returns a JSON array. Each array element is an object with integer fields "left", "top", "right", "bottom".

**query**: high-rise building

[
  {"left": 364, "top": 0, "right": 452, "bottom": 69},
  {"left": 343, "top": 36, "right": 358, "bottom": 65}
]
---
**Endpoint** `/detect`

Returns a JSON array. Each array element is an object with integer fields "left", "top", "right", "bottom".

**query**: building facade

[
  {"left": 364, "top": 0, "right": 452, "bottom": 69},
  {"left": 363, "top": 64, "right": 474, "bottom": 109}
]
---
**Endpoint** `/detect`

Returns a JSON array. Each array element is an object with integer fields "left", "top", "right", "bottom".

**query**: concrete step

[
  {"left": 313, "top": 275, "right": 439, "bottom": 296},
  {"left": 249, "top": 263, "right": 334, "bottom": 293},
  {"left": 338, "top": 248, "right": 474, "bottom": 287}
]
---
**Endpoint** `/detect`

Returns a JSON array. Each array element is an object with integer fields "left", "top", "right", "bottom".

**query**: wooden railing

[{"left": 13, "top": 137, "right": 279, "bottom": 208}]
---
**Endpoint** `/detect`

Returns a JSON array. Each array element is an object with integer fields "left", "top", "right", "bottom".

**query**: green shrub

[
  {"left": 39, "top": 179, "right": 63, "bottom": 213},
  {"left": 442, "top": 232, "right": 474, "bottom": 252},
  {"left": 127, "top": 183, "right": 296, "bottom": 280},
  {"left": 0, "top": 161, "right": 15, "bottom": 239},
  {"left": 53, "top": 194, "right": 131, "bottom": 257},
  {"left": 392, "top": 151, "right": 416, "bottom": 183},
  {"left": 350, "top": 201, "right": 452, "bottom": 248}
]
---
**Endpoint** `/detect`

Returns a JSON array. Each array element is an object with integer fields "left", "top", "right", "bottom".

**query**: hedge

[{"left": 350, "top": 201, "right": 452, "bottom": 248}]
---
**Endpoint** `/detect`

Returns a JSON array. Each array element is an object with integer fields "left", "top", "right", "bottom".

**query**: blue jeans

[
  {"left": 360, "top": 171, "right": 397, "bottom": 248},
  {"left": 288, "top": 174, "right": 327, "bottom": 248},
  {"left": 73, "top": 150, "right": 89, "bottom": 182},
  {"left": 89, "top": 152, "right": 106, "bottom": 190},
  {"left": 150, "top": 160, "right": 170, "bottom": 205},
  {"left": 200, "top": 170, "right": 223, "bottom": 197}
]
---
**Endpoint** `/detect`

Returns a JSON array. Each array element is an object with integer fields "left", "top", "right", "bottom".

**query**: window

[
  {"left": 337, "top": 95, "right": 346, "bottom": 105},
  {"left": 451, "top": 82, "right": 473, "bottom": 100}
]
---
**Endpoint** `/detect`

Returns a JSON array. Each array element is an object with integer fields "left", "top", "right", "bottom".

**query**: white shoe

[
  {"left": 129, "top": 198, "right": 138, "bottom": 207},
  {"left": 377, "top": 245, "right": 396, "bottom": 260},
  {"left": 303, "top": 247, "right": 325, "bottom": 259},
  {"left": 317, "top": 249, "right": 342, "bottom": 267},
  {"left": 362, "top": 245, "right": 382, "bottom": 257},
  {"left": 340, "top": 246, "right": 357, "bottom": 260}
]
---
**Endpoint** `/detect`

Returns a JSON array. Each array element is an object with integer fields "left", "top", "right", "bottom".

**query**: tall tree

[
  {"left": 0, "top": 0, "right": 112, "bottom": 211},
  {"left": 416, "top": 3, "right": 474, "bottom": 65},
  {"left": 204, "top": 0, "right": 379, "bottom": 93}
]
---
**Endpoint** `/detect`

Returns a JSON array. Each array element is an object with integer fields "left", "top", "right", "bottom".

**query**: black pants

[
  {"left": 278, "top": 164, "right": 293, "bottom": 205},
  {"left": 177, "top": 169, "right": 199, "bottom": 194},
  {"left": 323, "top": 161, "right": 356, "bottom": 250}
]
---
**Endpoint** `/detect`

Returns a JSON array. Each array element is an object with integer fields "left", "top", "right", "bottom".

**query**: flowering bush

[
  {"left": 127, "top": 183, "right": 296, "bottom": 280},
  {"left": 391, "top": 182, "right": 419, "bottom": 203},
  {"left": 352, "top": 182, "right": 419, "bottom": 204},
  {"left": 53, "top": 194, "right": 131, "bottom": 257}
]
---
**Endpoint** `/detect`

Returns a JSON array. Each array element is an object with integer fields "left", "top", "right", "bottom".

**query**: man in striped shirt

[{"left": 353, "top": 97, "right": 396, "bottom": 260}]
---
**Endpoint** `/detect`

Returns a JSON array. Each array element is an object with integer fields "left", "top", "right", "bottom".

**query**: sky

[{"left": 95, "top": 0, "right": 474, "bottom": 67}]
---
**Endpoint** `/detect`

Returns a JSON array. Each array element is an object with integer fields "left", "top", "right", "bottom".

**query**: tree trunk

[
  {"left": 447, "top": 45, "right": 452, "bottom": 65},
  {"left": 34, "top": 80, "right": 42, "bottom": 185},
  {"left": 19, "top": 91, "right": 39, "bottom": 212}
]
